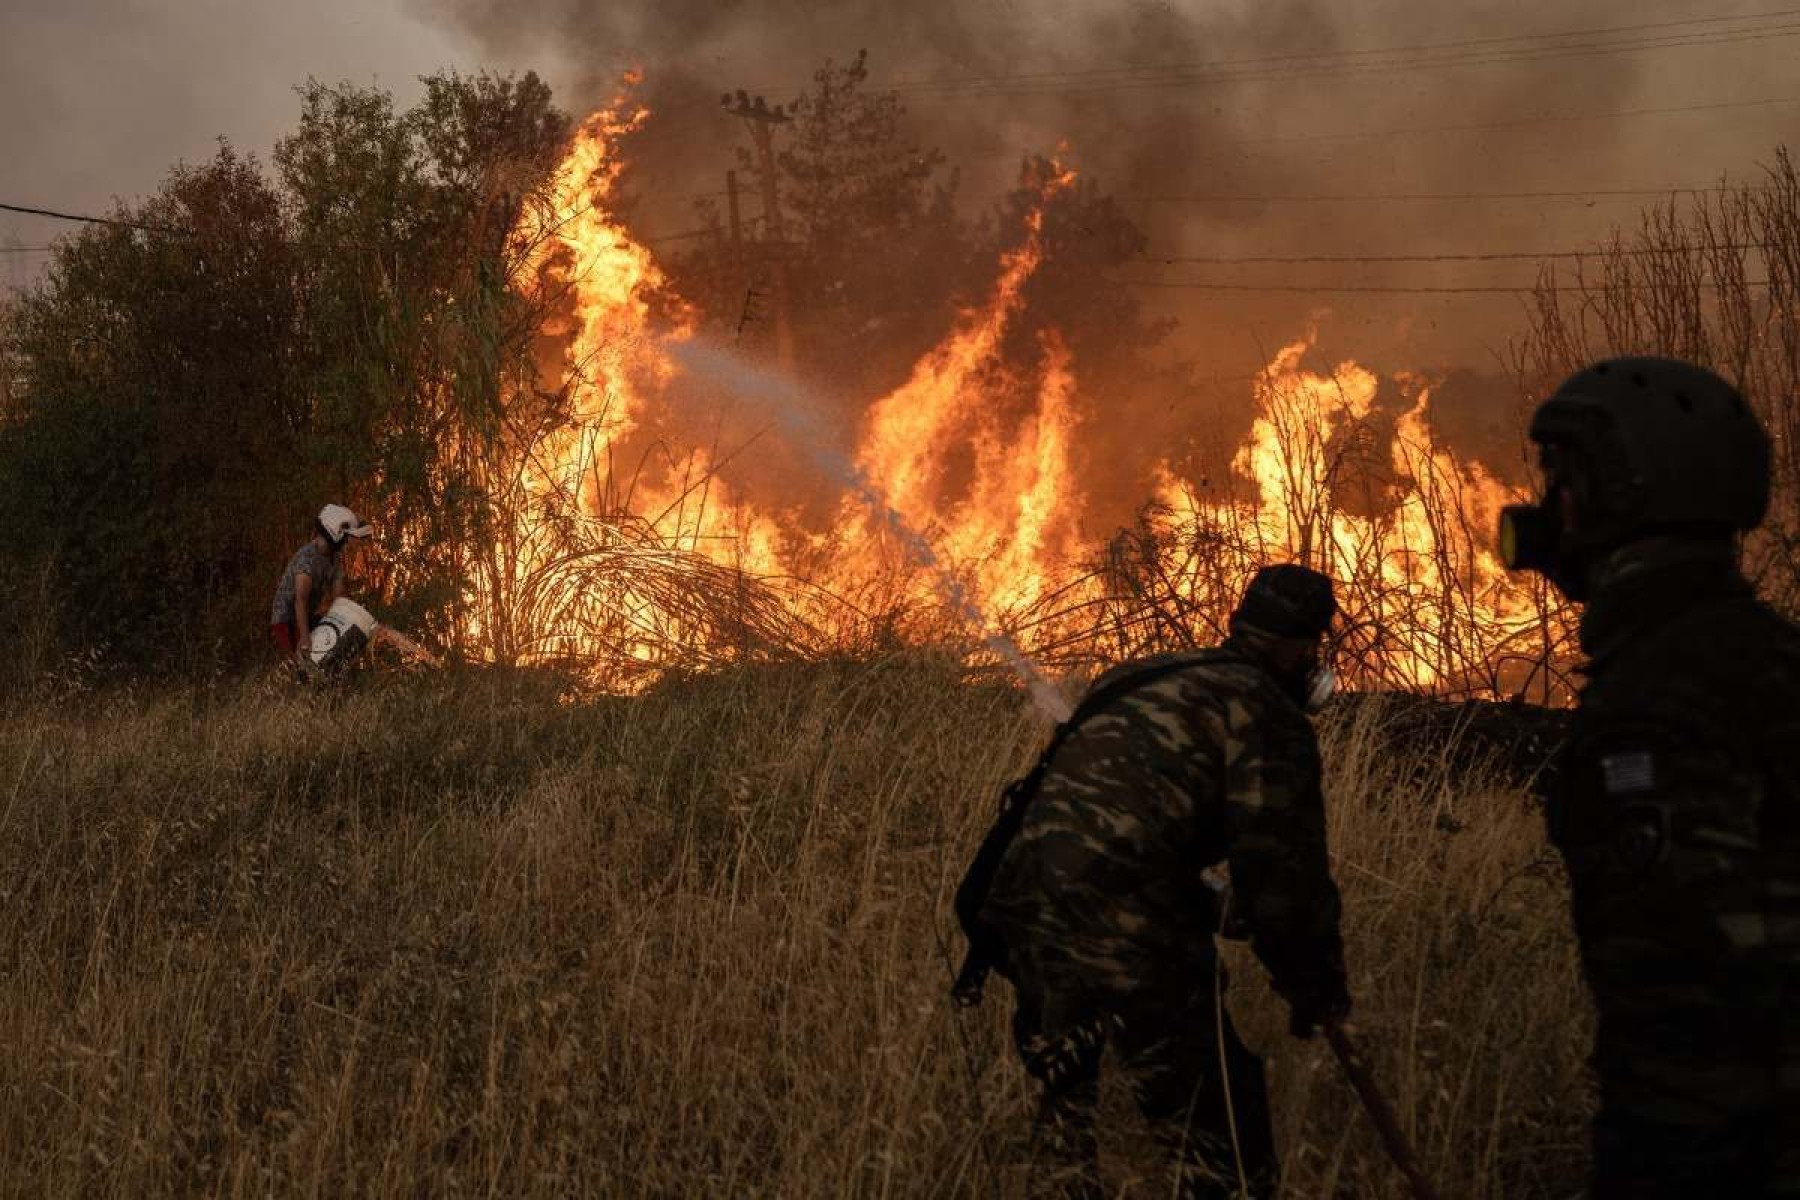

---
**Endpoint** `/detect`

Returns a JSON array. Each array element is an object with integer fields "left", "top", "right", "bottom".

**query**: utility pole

[
  {"left": 725, "top": 169, "right": 743, "bottom": 250},
  {"left": 721, "top": 90, "right": 795, "bottom": 373}
]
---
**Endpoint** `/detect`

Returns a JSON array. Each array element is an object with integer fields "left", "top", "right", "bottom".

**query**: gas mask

[
  {"left": 1498, "top": 452, "right": 1599, "bottom": 601},
  {"left": 1282, "top": 644, "right": 1337, "bottom": 713},
  {"left": 1301, "top": 665, "right": 1338, "bottom": 714}
]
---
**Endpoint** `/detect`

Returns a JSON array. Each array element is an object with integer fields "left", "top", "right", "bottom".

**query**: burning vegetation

[
  {"left": 4, "top": 61, "right": 1796, "bottom": 698},
  {"left": 473, "top": 81, "right": 1573, "bottom": 701}
]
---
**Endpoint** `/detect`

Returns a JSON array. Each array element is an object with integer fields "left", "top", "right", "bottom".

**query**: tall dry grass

[{"left": 0, "top": 662, "right": 1589, "bottom": 1197}]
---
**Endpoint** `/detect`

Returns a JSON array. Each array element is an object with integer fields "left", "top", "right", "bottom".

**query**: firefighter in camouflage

[
  {"left": 979, "top": 565, "right": 1351, "bottom": 1199},
  {"left": 1500, "top": 357, "right": 1800, "bottom": 1198}
]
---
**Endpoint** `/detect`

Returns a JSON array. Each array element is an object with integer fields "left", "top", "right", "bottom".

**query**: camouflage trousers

[
  {"left": 1008, "top": 950, "right": 1277, "bottom": 1200},
  {"left": 1589, "top": 981, "right": 1800, "bottom": 1199}
]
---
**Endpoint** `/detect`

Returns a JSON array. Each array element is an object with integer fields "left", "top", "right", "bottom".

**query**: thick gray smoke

[{"left": 415, "top": 0, "right": 1791, "bottom": 503}]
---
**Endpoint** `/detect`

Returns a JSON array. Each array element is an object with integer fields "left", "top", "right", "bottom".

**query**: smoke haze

[
  {"left": 4, "top": 0, "right": 1794, "bottom": 499},
  {"left": 415, "top": 0, "right": 1795, "bottom": 379}
]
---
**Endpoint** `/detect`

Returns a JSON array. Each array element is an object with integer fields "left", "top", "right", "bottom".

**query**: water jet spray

[{"left": 671, "top": 338, "right": 1074, "bottom": 723}]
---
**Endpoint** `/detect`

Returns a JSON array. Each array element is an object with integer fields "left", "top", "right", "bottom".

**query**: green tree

[
  {"left": 276, "top": 72, "right": 570, "bottom": 648},
  {"left": 0, "top": 147, "right": 303, "bottom": 672},
  {"left": 0, "top": 71, "right": 571, "bottom": 677}
]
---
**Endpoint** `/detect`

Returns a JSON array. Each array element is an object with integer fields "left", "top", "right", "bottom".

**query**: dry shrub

[
  {"left": 1514, "top": 147, "right": 1800, "bottom": 613},
  {"left": 0, "top": 664, "right": 1587, "bottom": 1196}
]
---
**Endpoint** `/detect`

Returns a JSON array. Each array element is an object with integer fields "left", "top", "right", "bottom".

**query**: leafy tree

[
  {"left": 669, "top": 52, "right": 976, "bottom": 401},
  {"left": 276, "top": 72, "right": 570, "bottom": 645},
  {"left": 0, "top": 71, "right": 570, "bottom": 677},
  {"left": 0, "top": 147, "right": 303, "bottom": 671}
]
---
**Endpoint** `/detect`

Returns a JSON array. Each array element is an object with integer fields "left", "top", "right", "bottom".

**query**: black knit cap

[{"left": 1230, "top": 564, "right": 1338, "bottom": 639}]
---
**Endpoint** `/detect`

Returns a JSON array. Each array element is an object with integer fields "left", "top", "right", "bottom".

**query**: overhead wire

[
  {"left": 1246, "top": 96, "right": 1800, "bottom": 147},
  {"left": 1122, "top": 185, "right": 1766, "bottom": 205},
  {"left": 625, "top": 12, "right": 1800, "bottom": 146},
  {"left": 878, "top": 7, "right": 1800, "bottom": 93},
  {"left": 1109, "top": 278, "right": 1774, "bottom": 295},
  {"left": 1141, "top": 242, "right": 1775, "bottom": 265},
  {"left": 0, "top": 201, "right": 187, "bottom": 236},
  {"left": 883, "top": 19, "right": 1800, "bottom": 100},
  {"left": 677, "top": 9, "right": 1800, "bottom": 107}
]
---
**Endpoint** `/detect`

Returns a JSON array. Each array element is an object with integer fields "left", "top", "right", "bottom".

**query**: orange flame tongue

[
  {"left": 847, "top": 161, "right": 1082, "bottom": 613},
  {"left": 529, "top": 87, "right": 785, "bottom": 573},
  {"left": 1144, "top": 339, "right": 1563, "bottom": 694},
  {"left": 507, "top": 91, "right": 1566, "bottom": 698}
]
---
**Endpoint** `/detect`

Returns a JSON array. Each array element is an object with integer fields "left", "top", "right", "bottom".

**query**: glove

[{"left": 1286, "top": 982, "right": 1351, "bottom": 1040}]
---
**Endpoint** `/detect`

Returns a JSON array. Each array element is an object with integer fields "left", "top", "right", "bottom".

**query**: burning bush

[
  {"left": 12, "top": 62, "right": 1796, "bottom": 699},
  {"left": 495, "top": 83, "right": 1575, "bottom": 698}
]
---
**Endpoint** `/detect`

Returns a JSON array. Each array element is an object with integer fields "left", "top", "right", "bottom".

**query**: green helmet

[{"left": 1500, "top": 357, "right": 1770, "bottom": 597}]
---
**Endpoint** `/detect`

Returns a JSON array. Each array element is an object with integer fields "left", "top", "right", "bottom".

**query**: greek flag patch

[{"left": 1601, "top": 752, "right": 1656, "bottom": 795}]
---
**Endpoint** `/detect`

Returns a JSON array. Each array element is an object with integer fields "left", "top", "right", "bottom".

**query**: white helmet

[{"left": 318, "top": 503, "right": 373, "bottom": 545}]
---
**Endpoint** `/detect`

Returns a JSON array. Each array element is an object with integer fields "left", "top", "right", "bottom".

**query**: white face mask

[{"left": 1303, "top": 666, "right": 1338, "bottom": 714}]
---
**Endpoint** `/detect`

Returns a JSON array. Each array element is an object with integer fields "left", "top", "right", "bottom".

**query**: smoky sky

[
  {"left": 5, "top": 0, "right": 1796, "bottom": 370},
  {"left": 0, "top": 0, "right": 479, "bottom": 290},
  {"left": 412, "top": 0, "right": 1796, "bottom": 375}
]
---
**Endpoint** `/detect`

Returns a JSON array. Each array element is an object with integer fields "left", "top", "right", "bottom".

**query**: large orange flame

[
  {"left": 841, "top": 162, "right": 1081, "bottom": 613},
  {"left": 507, "top": 85, "right": 1571, "bottom": 698}
]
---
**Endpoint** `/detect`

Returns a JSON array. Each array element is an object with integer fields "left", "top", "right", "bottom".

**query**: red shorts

[{"left": 271, "top": 622, "right": 297, "bottom": 654}]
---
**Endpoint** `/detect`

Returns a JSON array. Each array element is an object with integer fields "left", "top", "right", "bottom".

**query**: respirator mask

[
  {"left": 1287, "top": 639, "right": 1337, "bottom": 714},
  {"left": 1301, "top": 664, "right": 1338, "bottom": 714},
  {"left": 1497, "top": 450, "right": 1596, "bottom": 600},
  {"left": 1497, "top": 496, "right": 1559, "bottom": 574}
]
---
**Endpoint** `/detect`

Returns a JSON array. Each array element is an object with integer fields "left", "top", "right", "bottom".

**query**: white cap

[{"left": 318, "top": 503, "right": 373, "bottom": 544}]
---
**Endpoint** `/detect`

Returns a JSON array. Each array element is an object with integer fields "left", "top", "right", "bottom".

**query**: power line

[
  {"left": 629, "top": 19, "right": 1800, "bottom": 186},
  {"left": 1143, "top": 241, "right": 1775, "bottom": 265},
  {"left": 633, "top": 10, "right": 1800, "bottom": 119},
  {"left": 0, "top": 247, "right": 55, "bottom": 255},
  {"left": 948, "top": 97, "right": 1800, "bottom": 174},
  {"left": 888, "top": 21, "right": 1800, "bottom": 100},
  {"left": 0, "top": 201, "right": 188, "bottom": 236},
  {"left": 880, "top": 8, "right": 1800, "bottom": 93},
  {"left": 638, "top": 97, "right": 1792, "bottom": 205},
  {"left": 1254, "top": 96, "right": 1800, "bottom": 146},
  {"left": 1111, "top": 277, "right": 1774, "bottom": 295},
  {"left": 1122, "top": 185, "right": 1767, "bottom": 205},
  {"left": 901, "top": 28, "right": 1800, "bottom": 102}
]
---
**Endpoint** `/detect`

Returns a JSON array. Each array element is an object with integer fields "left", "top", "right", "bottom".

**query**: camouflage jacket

[
  {"left": 980, "top": 644, "right": 1347, "bottom": 1004},
  {"left": 1547, "top": 539, "right": 1800, "bottom": 1037}
]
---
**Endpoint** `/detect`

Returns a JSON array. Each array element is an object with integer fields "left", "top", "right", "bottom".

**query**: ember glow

[{"left": 505, "top": 86, "right": 1574, "bottom": 699}]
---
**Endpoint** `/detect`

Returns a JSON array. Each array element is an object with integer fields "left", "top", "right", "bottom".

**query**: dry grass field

[{"left": 0, "top": 660, "right": 1592, "bottom": 1197}]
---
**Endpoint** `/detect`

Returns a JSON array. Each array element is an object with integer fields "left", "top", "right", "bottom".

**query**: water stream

[{"left": 671, "top": 337, "right": 1074, "bottom": 724}]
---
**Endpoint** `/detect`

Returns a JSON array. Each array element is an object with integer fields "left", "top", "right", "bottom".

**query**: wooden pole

[
  {"left": 722, "top": 93, "right": 795, "bottom": 374},
  {"left": 726, "top": 169, "right": 743, "bottom": 249}
]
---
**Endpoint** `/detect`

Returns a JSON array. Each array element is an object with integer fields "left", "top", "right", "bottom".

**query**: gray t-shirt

[{"left": 270, "top": 542, "right": 344, "bottom": 626}]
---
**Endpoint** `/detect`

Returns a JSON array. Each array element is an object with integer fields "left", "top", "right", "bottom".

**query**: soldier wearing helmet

[
  {"left": 1500, "top": 357, "right": 1800, "bottom": 1197},
  {"left": 970, "top": 564, "right": 1351, "bottom": 1199},
  {"left": 269, "top": 503, "right": 373, "bottom": 665}
]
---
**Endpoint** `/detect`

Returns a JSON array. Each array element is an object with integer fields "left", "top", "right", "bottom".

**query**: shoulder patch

[{"left": 1600, "top": 751, "right": 1656, "bottom": 795}]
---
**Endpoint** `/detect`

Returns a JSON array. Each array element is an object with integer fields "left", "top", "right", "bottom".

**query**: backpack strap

[
  {"left": 1032, "top": 651, "right": 1225, "bottom": 785},
  {"left": 950, "top": 649, "right": 1227, "bottom": 1006}
]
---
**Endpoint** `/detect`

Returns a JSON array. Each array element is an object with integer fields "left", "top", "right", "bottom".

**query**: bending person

[
  {"left": 979, "top": 565, "right": 1351, "bottom": 1199},
  {"left": 269, "top": 503, "right": 372, "bottom": 667}
]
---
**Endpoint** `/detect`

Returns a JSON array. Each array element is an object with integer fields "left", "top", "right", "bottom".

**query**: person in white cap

[{"left": 269, "top": 503, "right": 373, "bottom": 664}]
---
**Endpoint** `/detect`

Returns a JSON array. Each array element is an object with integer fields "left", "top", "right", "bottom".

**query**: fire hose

[{"left": 1324, "top": 1023, "right": 1443, "bottom": 1200}]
